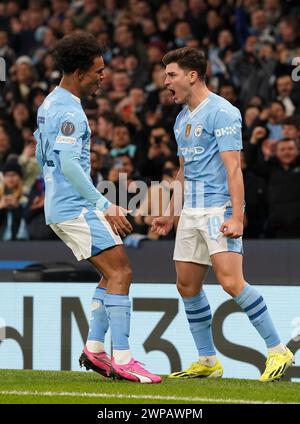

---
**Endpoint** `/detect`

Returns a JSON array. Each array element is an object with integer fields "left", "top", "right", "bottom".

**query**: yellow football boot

[
  {"left": 169, "top": 360, "right": 223, "bottom": 379},
  {"left": 259, "top": 347, "right": 295, "bottom": 382}
]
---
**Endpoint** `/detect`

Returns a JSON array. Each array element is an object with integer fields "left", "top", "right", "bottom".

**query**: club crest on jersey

[
  {"left": 194, "top": 125, "right": 203, "bottom": 137},
  {"left": 185, "top": 124, "right": 192, "bottom": 138},
  {"left": 61, "top": 121, "right": 75, "bottom": 136}
]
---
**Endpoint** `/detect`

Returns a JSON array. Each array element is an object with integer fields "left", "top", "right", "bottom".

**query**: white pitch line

[{"left": 0, "top": 390, "right": 296, "bottom": 404}]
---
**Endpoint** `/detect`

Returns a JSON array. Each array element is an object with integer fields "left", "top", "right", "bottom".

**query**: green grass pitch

[{"left": 0, "top": 369, "right": 299, "bottom": 404}]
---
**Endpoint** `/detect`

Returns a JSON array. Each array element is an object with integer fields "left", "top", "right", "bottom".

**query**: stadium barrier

[{"left": 0, "top": 240, "right": 299, "bottom": 380}]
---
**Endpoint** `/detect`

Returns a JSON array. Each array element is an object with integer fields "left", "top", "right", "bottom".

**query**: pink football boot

[
  {"left": 79, "top": 346, "right": 116, "bottom": 378},
  {"left": 111, "top": 358, "right": 162, "bottom": 383}
]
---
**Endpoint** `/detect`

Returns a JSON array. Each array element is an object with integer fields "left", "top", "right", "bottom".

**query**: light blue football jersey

[
  {"left": 34, "top": 86, "right": 93, "bottom": 224},
  {"left": 174, "top": 92, "right": 243, "bottom": 208}
]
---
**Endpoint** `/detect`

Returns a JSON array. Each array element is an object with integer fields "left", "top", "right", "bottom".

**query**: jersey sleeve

[
  {"left": 53, "top": 112, "right": 86, "bottom": 155},
  {"left": 177, "top": 144, "right": 183, "bottom": 157},
  {"left": 33, "top": 128, "right": 43, "bottom": 170},
  {"left": 214, "top": 108, "right": 243, "bottom": 152}
]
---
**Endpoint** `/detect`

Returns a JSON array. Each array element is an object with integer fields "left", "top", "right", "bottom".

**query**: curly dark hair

[{"left": 53, "top": 31, "right": 103, "bottom": 74}]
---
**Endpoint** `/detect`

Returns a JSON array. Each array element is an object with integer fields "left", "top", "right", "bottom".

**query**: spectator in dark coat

[{"left": 247, "top": 137, "right": 300, "bottom": 238}]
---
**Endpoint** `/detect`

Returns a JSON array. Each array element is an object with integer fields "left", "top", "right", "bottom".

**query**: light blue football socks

[
  {"left": 183, "top": 291, "right": 216, "bottom": 356},
  {"left": 234, "top": 283, "right": 281, "bottom": 348},
  {"left": 86, "top": 287, "right": 109, "bottom": 352},
  {"left": 104, "top": 293, "right": 131, "bottom": 350}
]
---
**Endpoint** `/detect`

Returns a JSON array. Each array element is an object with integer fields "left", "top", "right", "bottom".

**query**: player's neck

[
  {"left": 59, "top": 77, "right": 82, "bottom": 100},
  {"left": 187, "top": 85, "right": 210, "bottom": 112}
]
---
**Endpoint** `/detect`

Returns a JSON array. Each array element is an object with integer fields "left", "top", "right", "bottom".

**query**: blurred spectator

[
  {"left": 100, "top": 154, "right": 146, "bottom": 233},
  {"left": 0, "top": 0, "right": 299, "bottom": 241},
  {"left": 17, "top": 132, "right": 41, "bottom": 193},
  {"left": 108, "top": 69, "right": 131, "bottom": 102},
  {"left": 264, "top": 0, "right": 281, "bottom": 26},
  {"left": 139, "top": 126, "right": 174, "bottom": 180},
  {"left": 0, "top": 129, "right": 13, "bottom": 170},
  {"left": 248, "top": 9, "right": 275, "bottom": 43},
  {"left": 24, "top": 175, "right": 56, "bottom": 240},
  {"left": 241, "top": 152, "right": 268, "bottom": 238},
  {"left": 116, "top": 86, "right": 149, "bottom": 131},
  {"left": 90, "top": 149, "right": 105, "bottom": 186},
  {"left": 124, "top": 53, "right": 148, "bottom": 88},
  {"left": 243, "top": 104, "right": 261, "bottom": 141},
  {"left": 278, "top": 16, "right": 300, "bottom": 51},
  {"left": 0, "top": 161, "right": 28, "bottom": 240},
  {"left": 185, "top": 0, "right": 208, "bottom": 40},
  {"left": 247, "top": 138, "right": 300, "bottom": 238},
  {"left": 135, "top": 156, "right": 180, "bottom": 239},
  {"left": 219, "top": 83, "right": 241, "bottom": 109},
  {"left": 110, "top": 123, "right": 137, "bottom": 158},
  {"left": 275, "top": 74, "right": 298, "bottom": 117},
  {"left": 72, "top": 0, "right": 101, "bottom": 28},
  {"left": 5, "top": 56, "right": 38, "bottom": 105},
  {"left": 96, "top": 112, "right": 115, "bottom": 147},
  {"left": 281, "top": 116, "right": 300, "bottom": 145},
  {"left": 113, "top": 24, "right": 147, "bottom": 65},
  {"left": 169, "top": 21, "right": 194, "bottom": 50},
  {"left": 6, "top": 102, "right": 34, "bottom": 154},
  {"left": 253, "top": 100, "right": 286, "bottom": 141},
  {"left": 0, "top": 30, "right": 16, "bottom": 71}
]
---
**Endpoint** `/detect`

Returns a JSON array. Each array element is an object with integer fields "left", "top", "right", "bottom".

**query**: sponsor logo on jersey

[
  {"left": 56, "top": 135, "right": 76, "bottom": 144},
  {"left": 61, "top": 121, "right": 75, "bottom": 136},
  {"left": 180, "top": 146, "right": 205, "bottom": 161},
  {"left": 215, "top": 125, "right": 237, "bottom": 137},
  {"left": 194, "top": 125, "right": 203, "bottom": 137}
]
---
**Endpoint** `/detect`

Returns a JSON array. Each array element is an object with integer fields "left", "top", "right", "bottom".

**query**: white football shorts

[
  {"left": 173, "top": 204, "right": 243, "bottom": 266},
  {"left": 50, "top": 208, "right": 122, "bottom": 261}
]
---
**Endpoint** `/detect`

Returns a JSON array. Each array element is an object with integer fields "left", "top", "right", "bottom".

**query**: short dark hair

[
  {"left": 54, "top": 31, "right": 103, "bottom": 74},
  {"left": 270, "top": 99, "right": 285, "bottom": 111},
  {"left": 281, "top": 116, "right": 300, "bottom": 128},
  {"left": 277, "top": 137, "right": 298, "bottom": 144},
  {"left": 162, "top": 47, "right": 207, "bottom": 81}
]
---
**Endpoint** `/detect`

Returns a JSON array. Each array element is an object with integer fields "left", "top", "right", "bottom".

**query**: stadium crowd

[{"left": 0, "top": 0, "right": 300, "bottom": 242}]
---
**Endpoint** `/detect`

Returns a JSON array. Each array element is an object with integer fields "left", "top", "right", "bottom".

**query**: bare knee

[
  {"left": 176, "top": 278, "right": 200, "bottom": 298},
  {"left": 108, "top": 265, "right": 132, "bottom": 294},
  {"left": 218, "top": 276, "right": 244, "bottom": 297}
]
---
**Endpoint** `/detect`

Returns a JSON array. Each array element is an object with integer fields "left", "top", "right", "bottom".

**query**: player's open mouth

[{"left": 169, "top": 89, "right": 176, "bottom": 99}]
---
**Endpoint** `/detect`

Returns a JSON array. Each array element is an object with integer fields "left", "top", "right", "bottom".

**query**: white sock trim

[
  {"left": 113, "top": 349, "right": 132, "bottom": 365},
  {"left": 267, "top": 343, "right": 286, "bottom": 354},
  {"left": 198, "top": 355, "right": 217, "bottom": 366},
  {"left": 86, "top": 340, "right": 105, "bottom": 353}
]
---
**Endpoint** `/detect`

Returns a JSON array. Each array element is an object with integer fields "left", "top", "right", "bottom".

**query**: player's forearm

[
  {"left": 227, "top": 166, "right": 244, "bottom": 221},
  {"left": 60, "top": 150, "right": 111, "bottom": 211}
]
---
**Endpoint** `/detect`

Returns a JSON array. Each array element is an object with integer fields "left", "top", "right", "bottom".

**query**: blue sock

[
  {"left": 234, "top": 283, "right": 280, "bottom": 348},
  {"left": 87, "top": 287, "right": 109, "bottom": 343},
  {"left": 183, "top": 291, "right": 216, "bottom": 356},
  {"left": 104, "top": 293, "right": 131, "bottom": 350}
]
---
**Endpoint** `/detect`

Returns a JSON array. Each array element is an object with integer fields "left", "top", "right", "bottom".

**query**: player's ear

[
  {"left": 189, "top": 70, "right": 198, "bottom": 83},
  {"left": 75, "top": 69, "right": 84, "bottom": 82}
]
